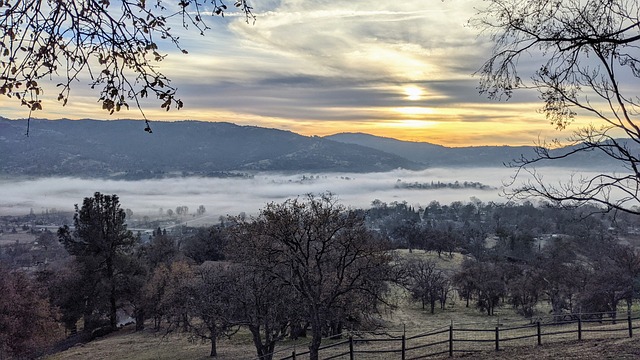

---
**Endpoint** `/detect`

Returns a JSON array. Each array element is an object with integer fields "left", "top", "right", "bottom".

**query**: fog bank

[{"left": 0, "top": 167, "right": 605, "bottom": 219}]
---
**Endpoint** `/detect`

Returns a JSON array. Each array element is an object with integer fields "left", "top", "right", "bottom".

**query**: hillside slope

[
  {"left": 326, "top": 132, "right": 620, "bottom": 169},
  {"left": 0, "top": 119, "right": 420, "bottom": 178}
]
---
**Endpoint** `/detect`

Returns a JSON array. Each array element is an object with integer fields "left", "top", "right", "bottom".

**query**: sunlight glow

[
  {"left": 387, "top": 120, "right": 438, "bottom": 128},
  {"left": 404, "top": 86, "right": 423, "bottom": 101},
  {"left": 394, "top": 106, "right": 435, "bottom": 115}
]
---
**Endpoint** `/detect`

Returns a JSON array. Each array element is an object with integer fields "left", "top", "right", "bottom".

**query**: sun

[{"left": 404, "top": 86, "right": 423, "bottom": 101}]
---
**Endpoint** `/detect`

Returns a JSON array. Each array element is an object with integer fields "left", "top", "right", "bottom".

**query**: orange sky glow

[{"left": 0, "top": 0, "right": 611, "bottom": 147}]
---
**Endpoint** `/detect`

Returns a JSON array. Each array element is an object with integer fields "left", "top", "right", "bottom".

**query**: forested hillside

[
  {"left": 1, "top": 119, "right": 623, "bottom": 179},
  {"left": 0, "top": 119, "right": 420, "bottom": 177},
  {"left": 327, "top": 132, "right": 623, "bottom": 168}
]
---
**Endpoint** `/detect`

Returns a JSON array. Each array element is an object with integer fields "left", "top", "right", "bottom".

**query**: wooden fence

[{"left": 273, "top": 311, "right": 640, "bottom": 359}]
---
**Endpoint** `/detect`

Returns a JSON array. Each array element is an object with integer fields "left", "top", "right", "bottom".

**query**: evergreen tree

[{"left": 58, "top": 192, "right": 136, "bottom": 330}]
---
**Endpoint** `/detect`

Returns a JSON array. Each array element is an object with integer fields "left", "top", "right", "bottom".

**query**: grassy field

[
  {"left": 46, "top": 328, "right": 244, "bottom": 360},
  {"left": 0, "top": 230, "right": 36, "bottom": 245},
  {"left": 44, "top": 250, "right": 640, "bottom": 359},
  {"left": 45, "top": 319, "right": 640, "bottom": 360},
  {"left": 46, "top": 310, "right": 640, "bottom": 360}
]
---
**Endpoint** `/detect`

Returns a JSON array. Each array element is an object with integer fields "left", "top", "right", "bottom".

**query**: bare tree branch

[
  {"left": 0, "top": 0, "right": 254, "bottom": 133},
  {"left": 475, "top": 0, "right": 640, "bottom": 214}
]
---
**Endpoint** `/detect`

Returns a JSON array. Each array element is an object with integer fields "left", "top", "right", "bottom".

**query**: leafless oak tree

[
  {"left": 402, "top": 258, "right": 450, "bottom": 314},
  {"left": 0, "top": 0, "right": 254, "bottom": 132},
  {"left": 228, "top": 193, "right": 392, "bottom": 360},
  {"left": 186, "top": 262, "right": 238, "bottom": 358},
  {"left": 475, "top": 0, "right": 640, "bottom": 214}
]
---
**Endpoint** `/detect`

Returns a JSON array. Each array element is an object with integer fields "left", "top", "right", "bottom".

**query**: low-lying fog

[{"left": 0, "top": 167, "right": 612, "bottom": 222}]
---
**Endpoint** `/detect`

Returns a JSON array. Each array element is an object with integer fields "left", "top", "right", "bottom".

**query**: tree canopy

[
  {"left": 0, "top": 266, "right": 60, "bottom": 358},
  {"left": 228, "top": 193, "right": 392, "bottom": 360},
  {"left": 58, "top": 192, "right": 137, "bottom": 330}
]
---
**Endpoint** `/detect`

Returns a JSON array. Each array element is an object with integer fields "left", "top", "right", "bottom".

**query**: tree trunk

[
  {"left": 106, "top": 257, "right": 117, "bottom": 329},
  {"left": 550, "top": 292, "right": 564, "bottom": 322},
  {"left": 265, "top": 342, "right": 276, "bottom": 360},
  {"left": 135, "top": 308, "right": 145, "bottom": 331},
  {"left": 83, "top": 297, "right": 97, "bottom": 331},
  {"left": 210, "top": 337, "right": 217, "bottom": 357},
  {"left": 309, "top": 320, "right": 323, "bottom": 360},
  {"left": 439, "top": 290, "right": 447, "bottom": 310},
  {"left": 182, "top": 313, "right": 189, "bottom": 332},
  {"left": 329, "top": 321, "right": 343, "bottom": 339},
  {"left": 109, "top": 290, "right": 117, "bottom": 329},
  {"left": 290, "top": 321, "right": 307, "bottom": 340},
  {"left": 249, "top": 325, "right": 274, "bottom": 360},
  {"left": 209, "top": 325, "right": 218, "bottom": 357},
  {"left": 610, "top": 294, "right": 618, "bottom": 324}
]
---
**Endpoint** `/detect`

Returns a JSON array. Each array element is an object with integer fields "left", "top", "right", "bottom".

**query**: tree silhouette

[
  {"left": 228, "top": 194, "right": 392, "bottom": 360},
  {"left": 475, "top": 0, "right": 640, "bottom": 214},
  {"left": 58, "top": 192, "right": 136, "bottom": 330},
  {"left": 0, "top": 0, "right": 254, "bottom": 132},
  {"left": 403, "top": 258, "right": 449, "bottom": 314}
]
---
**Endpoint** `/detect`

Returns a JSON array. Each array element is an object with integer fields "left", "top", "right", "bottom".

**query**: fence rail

[{"left": 278, "top": 311, "right": 640, "bottom": 359}]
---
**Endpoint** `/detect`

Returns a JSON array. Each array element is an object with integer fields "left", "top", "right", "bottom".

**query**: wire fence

[{"left": 272, "top": 310, "right": 640, "bottom": 359}]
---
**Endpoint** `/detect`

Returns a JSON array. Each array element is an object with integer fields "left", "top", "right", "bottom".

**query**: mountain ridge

[
  {"left": 326, "top": 132, "right": 618, "bottom": 169},
  {"left": 0, "top": 119, "right": 618, "bottom": 179},
  {"left": 0, "top": 118, "right": 420, "bottom": 178}
]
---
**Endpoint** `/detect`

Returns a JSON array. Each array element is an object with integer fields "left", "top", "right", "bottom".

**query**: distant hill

[
  {"left": 0, "top": 119, "right": 421, "bottom": 178},
  {"left": 0, "top": 119, "right": 621, "bottom": 179},
  {"left": 326, "top": 133, "right": 539, "bottom": 167},
  {"left": 326, "top": 132, "right": 619, "bottom": 169}
]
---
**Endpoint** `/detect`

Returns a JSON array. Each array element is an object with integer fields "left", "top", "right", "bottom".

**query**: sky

[{"left": 0, "top": 0, "right": 605, "bottom": 146}]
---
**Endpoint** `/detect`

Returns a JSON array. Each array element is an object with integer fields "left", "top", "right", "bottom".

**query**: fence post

[
  {"left": 629, "top": 313, "right": 633, "bottom": 338},
  {"left": 578, "top": 317, "right": 582, "bottom": 341},
  {"left": 349, "top": 336, "right": 354, "bottom": 360},
  {"left": 291, "top": 350, "right": 296, "bottom": 360},
  {"left": 449, "top": 325, "right": 453, "bottom": 357},
  {"left": 495, "top": 326, "right": 499, "bottom": 352},
  {"left": 401, "top": 334, "right": 406, "bottom": 360},
  {"left": 537, "top": 321, "right": 541, "bottom": 345}
]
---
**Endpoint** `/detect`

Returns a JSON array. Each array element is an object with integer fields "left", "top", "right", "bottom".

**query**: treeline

[
  {"left": 394, "top": 180, "right": 494, "bottom": 190},
  {"left": 370, "top": 199, "right": 640, "bottom": 320},
  {"left": 112, "top": 170, "right": 251, "bottom": 180}
]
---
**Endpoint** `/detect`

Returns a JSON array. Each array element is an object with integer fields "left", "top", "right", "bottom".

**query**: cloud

[
  {"left": 216, "top": 1, "right": 478, "bottom": 79},
  {"left": 113, "top": 0, "right": 494, "bottom": 121},
  {"left": 0, "top": 0, "right": 611, "bottom": 146}
]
